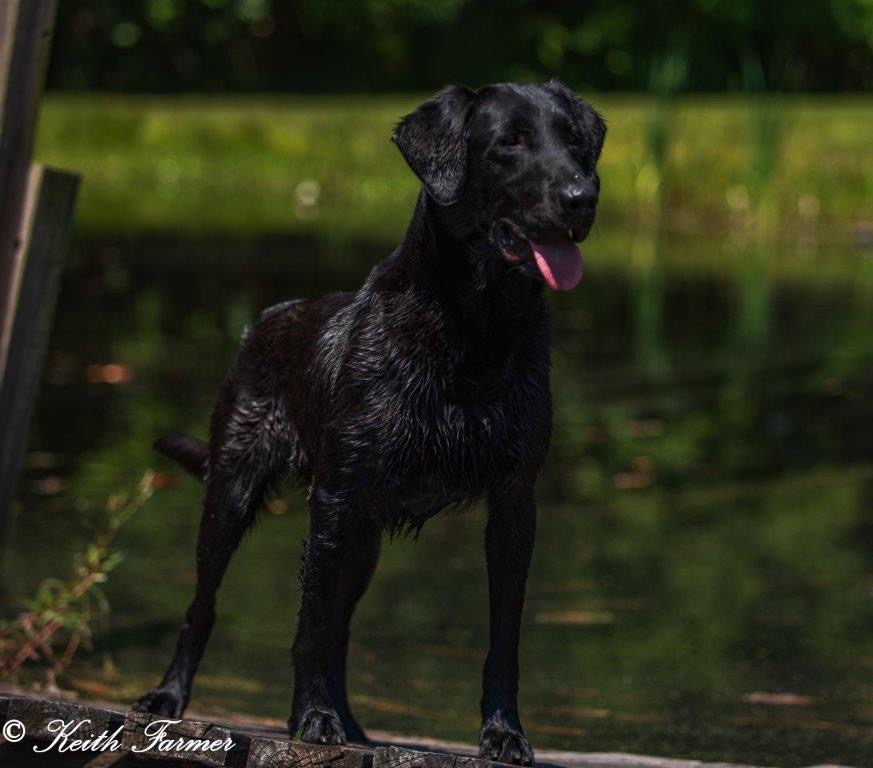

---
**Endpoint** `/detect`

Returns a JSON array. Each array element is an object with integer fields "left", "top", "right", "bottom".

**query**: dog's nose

[{"left": 561, "top": 181, "right": 597, "bottom": 212}]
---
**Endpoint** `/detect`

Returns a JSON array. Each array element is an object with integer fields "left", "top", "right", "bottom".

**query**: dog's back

[{"left": 155, "top": 290, "right": 356, "bottom": 485}]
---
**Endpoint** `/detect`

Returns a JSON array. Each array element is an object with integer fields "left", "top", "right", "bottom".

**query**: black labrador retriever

[{"left": 135, "top": 80, "right": 605, "bottom": 766}]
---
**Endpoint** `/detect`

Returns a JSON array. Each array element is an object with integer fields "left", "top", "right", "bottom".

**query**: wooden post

[
  {"left": 0, "top": 165, "right": 78, "bottom": 531},
  {"left": 0, "top": 0, "right": 58, "bottom": 335},
  {"left": 0, "top": 0, "right": 78, "bottom": 550}
]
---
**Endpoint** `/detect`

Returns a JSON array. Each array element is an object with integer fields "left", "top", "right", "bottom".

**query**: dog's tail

[{"left": 154, "top": 432, "right": 209, "bottom": 482}]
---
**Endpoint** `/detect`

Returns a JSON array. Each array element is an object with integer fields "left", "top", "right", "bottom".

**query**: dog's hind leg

[
  {"left": 326, "top": 514, "right": 381, "bottom": 742},
  {"left": 135, "top": 391, "right": 290, "bottom": 718}
]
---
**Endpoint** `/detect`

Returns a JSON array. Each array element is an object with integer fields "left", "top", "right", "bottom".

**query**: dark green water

[{"left": 4, "top": 228, "right": 873, "bottom": 767}]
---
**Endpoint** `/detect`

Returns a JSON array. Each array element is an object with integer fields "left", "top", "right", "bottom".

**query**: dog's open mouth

[{"left": 496, "top": 222, "right": 584, "bottom": 291}]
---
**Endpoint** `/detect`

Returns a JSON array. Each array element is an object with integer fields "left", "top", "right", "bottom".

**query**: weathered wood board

[
  {"left": 0, "top": 0, "right": 80, "bottom": 553},
  {"left": 0, "top": 164, "right": 79, "bottom": 528},
  {"left": 0, "top": 690, "right": 802, "bottom": 768},
  {"left": 0, "top": 691, "right": 369, "bottom": 768}
]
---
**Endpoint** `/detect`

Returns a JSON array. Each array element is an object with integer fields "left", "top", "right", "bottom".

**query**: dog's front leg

[
  {"left": 289, "top": 486, "right": 353, "bottom": 745},
  {"left": 479, "top": 485, "right": 536, "bottom": 766}
]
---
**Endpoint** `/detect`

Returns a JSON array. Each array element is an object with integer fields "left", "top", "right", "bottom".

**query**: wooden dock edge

[{"left": 0, "top": 691, "right": 849, "bottom": 768}]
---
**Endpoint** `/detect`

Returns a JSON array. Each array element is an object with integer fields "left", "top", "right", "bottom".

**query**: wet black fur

[{"left": 135, "top": 81, "right": 605, "bottom": 766}]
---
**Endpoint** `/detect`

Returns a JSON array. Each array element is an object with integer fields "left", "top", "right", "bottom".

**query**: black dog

[{"left": 135, "top": 81, "right": 605, "bottom": 766}]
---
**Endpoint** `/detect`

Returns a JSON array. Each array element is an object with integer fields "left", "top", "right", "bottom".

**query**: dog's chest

[
  {"left": 328, "top": 295, "right": 552, "bottom": 526},
  {"left": 355, "top": 378, "right": 539, "bottom": 528}
]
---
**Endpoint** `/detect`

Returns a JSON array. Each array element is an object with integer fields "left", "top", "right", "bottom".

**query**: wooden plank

[
  {"left": 0, "top": 740, "right": 207, "bottom": 767},
  {"left": 0, "top": 691, "right": 773, "bottom": 768},
  {"left": 124, "top": 709, "right": 246, "bottom": 767},
  {"left": 0, "top": 692, "right": 373, "bottom": 768},
  {"left": 0, "top": 165, "right": 78, "bottom": 534},
  {"left": 374, "top": 745, "right": 497, "bottom": 768},
  {"left": 247, "top": 737, "right": 370, "bottom": 768},
  {"left": 0, "top": 0, "right": 58, "bottom": 332},
  {"left": 6, "top": 692, "right": 124, "bottom": 743},
  {"left": 0, "top": 2, "right": 20, "bottom": 100}
]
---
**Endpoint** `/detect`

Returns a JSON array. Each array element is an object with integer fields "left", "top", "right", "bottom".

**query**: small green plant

[{"left": 0, "top": 472, "right": 155, "bottom": 688}]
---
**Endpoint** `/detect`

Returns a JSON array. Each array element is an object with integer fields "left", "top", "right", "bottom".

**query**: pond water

[{"left": 4, "top": 227, "right": 873, "bottom": 767}]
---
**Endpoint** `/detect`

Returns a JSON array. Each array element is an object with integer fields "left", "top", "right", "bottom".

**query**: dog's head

[{"left": 393, "top": 81, "right": 606, "bottom": 291}]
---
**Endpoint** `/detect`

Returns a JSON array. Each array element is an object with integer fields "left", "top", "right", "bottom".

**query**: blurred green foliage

[
  {"left": 50, "top": 0, "right": 873, "bottom": 93},
  {"left": 34, "top": 94, "right": 872, "bottom": 238}
]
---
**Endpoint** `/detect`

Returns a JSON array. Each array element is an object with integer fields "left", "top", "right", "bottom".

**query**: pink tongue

[{"left": 530, "top": 238, "right": 583, "bottom": 291}]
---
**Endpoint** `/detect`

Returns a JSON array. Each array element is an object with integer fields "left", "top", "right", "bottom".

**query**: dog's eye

[{"left": 499, "top": 133, "right": 523, "bottom": 148}]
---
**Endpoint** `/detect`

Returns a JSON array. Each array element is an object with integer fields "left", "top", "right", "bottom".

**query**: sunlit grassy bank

[{"left": 35, "top": 94, "right": 871, "bottom": 239}]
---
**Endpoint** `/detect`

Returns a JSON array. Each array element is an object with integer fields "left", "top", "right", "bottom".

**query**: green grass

[{"left": 34, "top": 94, "right": 873, "bottom": 239}]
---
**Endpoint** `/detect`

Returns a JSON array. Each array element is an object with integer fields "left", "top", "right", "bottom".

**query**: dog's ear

[
  {"left": 392, "top": 85, "right": 477, "bottom": 205},
  {"left": 546, "top": 80, "right": 607, "bottom": 163}
]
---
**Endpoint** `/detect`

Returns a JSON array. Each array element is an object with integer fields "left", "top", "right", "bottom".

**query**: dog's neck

[
  {"left": 396, "top": 190, "right": 545, "bottom": 326},
  {"left": 379, "top": 191, "right": 547, "bottom": 396}
]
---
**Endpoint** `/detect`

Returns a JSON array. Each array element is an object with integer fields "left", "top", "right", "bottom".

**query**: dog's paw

[
  {"left": 289, "top": 706, "right": 347, "bottom": 745},
  {"left": 339, "top": 715, "right": 368, "bottom": 744},
  {"left": 133, "top": 685, "right": 187, "bottom": 718},
  {"left": 479, "top": 716, "right": 534, "bottom": 766}
]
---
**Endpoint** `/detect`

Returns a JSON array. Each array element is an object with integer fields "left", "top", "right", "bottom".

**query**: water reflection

[{"left": 5, "top": 228, "right": 873, "bottom": 767}]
